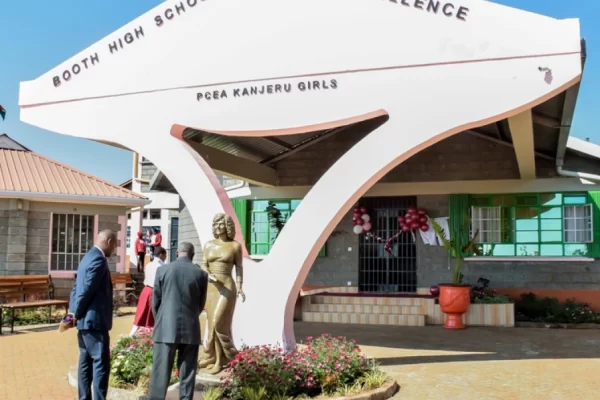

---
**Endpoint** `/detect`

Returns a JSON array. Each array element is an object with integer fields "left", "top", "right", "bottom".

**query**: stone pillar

[
  {"left": 25, "top": 211, "right": 51, "bottom": 275},
  {"left": 0, "top": 210, "right": 9, "bottom": 275},
  {"left": 6, "top": 208, "right": 29, "bottom": 275}
]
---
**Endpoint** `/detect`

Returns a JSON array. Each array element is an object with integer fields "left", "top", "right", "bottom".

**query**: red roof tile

[{"left": 0, "top": 135, "right": 145, "bottom": 202}]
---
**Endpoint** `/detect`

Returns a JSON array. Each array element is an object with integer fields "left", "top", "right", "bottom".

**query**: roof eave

[
  {"left": 0, "top": 191, "right": 151, "bottom": 207},
  {"left": 555, "top": 38, "right": 586, "bottom": 164}
]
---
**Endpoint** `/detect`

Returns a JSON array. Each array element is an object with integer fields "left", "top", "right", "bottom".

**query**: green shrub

[
  {"left": 109, "top": 328, "right": 178, "bottom": 392},
  {"left": 222, "top": 334, "right": 381, "bottom": 399},
  {"left": 516, "top": 293, "right": 600, "bottom": 324}
]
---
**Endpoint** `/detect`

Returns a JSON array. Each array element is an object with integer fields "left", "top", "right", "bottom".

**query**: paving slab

[{"left": 2, "top": 316, "right": 600, "bottom": 399}]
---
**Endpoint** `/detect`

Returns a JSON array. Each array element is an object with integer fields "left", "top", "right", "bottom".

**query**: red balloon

[
  {"left": 360, "top": 207, "right": 367, "bottom": 214},
  {"left": 408, "top": 207, "right": 417, "bottom": 215},
  {"left": 353, "top": 212, "right": 362, "bottom": 219},
  {"left": 417, "top": 209, "right": 426, "bottom": 215},
  {"left": 420, "top": 224, "right": 429, "bottom": 232},
  {"left": 419, "top": 216, "right": 428, "bottom": 224},
  {"left": 410, "top": 222, "right": 420, "bottom": 230},
  {"left": 354, "top": 207, "right": 360, "bottom": 213},
  {"left": 352, "top": 219, "right": 358, "bottom": 226},
  {"left": 404, "top": 215, "right": 412, "bottom": 224},
  {"left": 401, "top": 225, "right": 411, "bottom": 232},
  {"left": 397, "top": 216, "right": 405, "bottom": 224},
  {"left": 356, "top": 218, "right": 364, "bottom": 225}
]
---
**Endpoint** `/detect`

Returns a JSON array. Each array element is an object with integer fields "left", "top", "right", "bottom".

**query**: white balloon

[
  {"left": 353, "top": 225, "right": 364, "bottom": 234},
  {"left": 361, "top": 214, "right": 371, "bottom": 222}
]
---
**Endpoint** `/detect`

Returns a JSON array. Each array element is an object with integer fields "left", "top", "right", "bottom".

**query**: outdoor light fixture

[
  {"left": 538, "top": 66, "right": 553, "bottom": 84},
  {"left": 16, "top": 199, "right": 23, "bottom": 210}
]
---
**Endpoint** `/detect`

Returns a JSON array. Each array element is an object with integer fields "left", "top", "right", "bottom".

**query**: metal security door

[
  {"left": 359, "top": 197, "right": 417, "bottom": 293},
  {"left": 169, "top": 217, "right": 179, "bottom": 262}
]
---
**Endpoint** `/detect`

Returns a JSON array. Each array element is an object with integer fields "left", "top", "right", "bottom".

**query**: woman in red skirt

[{"left": 130, "top": 246, "right": 167, "bottom": 337}]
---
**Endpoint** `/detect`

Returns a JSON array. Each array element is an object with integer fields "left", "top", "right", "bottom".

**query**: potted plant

[{"left": 431, "top": 214, "right": 480, "bottom": 329}]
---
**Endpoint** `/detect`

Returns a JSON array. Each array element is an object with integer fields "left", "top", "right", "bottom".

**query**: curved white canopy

[{"left": 20, "top": 0, "right": 583, "bottom": 347}]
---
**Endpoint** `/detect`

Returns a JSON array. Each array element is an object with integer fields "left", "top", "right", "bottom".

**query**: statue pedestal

[{"left": 196, "top": 370, "right": 229, "bottom": 388}]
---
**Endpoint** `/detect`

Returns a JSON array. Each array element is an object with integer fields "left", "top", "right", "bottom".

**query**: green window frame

[
  {"left": 238, "top": 199, "right": 327, "bottom": 257},
  {"left": 467, "top": 192, "right": 593, "bottom": 257}
]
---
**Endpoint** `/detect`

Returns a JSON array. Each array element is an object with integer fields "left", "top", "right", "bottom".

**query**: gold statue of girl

[{"left": 198, "top": 213, "right": 245, "bottom": 374}]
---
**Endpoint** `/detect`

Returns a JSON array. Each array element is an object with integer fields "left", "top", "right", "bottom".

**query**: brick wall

[
  {"left": 53, "top": 277, "right": 75, "bottom": 300},
  {"left": 415, "top": 195, "right": 451, "bottom": 287},
  {"left": 0, "top": 210, "right": 10, "bottom": 274},
  {"left": 275, "top": 131, "right": 557, "bottom": 186},
  {"left": 140, "top": 161, "right": 157, "bottom": 193},
  {"left": 24, "top": 211, "right": 51, "bottom": 275},
  {"left": 305, "top": 211, "right": 359, "bottom": 287},
  {"left": 416, "top": 194, "right": 600, "bottom": 290}
]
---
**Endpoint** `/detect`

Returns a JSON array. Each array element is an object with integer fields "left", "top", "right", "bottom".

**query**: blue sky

[{"left": 0, "top": 0, "right": 598, "bottom": 185}]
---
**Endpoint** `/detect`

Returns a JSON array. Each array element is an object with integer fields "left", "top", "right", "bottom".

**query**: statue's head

[{"left": 212, "top": 213, "right": 236, "bottom": 240}]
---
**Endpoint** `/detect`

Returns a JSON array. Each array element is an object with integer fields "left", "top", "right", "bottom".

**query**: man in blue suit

[{"left": 70, "top": 229, "right": 118, "bottom": 400}]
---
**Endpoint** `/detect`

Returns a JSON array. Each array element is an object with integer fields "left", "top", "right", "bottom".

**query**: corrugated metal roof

[
  {"left": 185, "top": 129, "right": 331, "bottom": 164},
  {"left": 0, "top": 136, "right": 146, "bottom": 200}
]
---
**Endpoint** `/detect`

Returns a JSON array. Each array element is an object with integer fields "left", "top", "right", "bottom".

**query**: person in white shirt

[{"left": 130, "top": 246, "right": 167, "bottom": 337}]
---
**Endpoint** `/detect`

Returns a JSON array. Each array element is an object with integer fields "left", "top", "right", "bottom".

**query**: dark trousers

[
  {"left": 77, "top": 330, "right": 110, "bottom": 400},
  {"left": 148, "top": 342, "right": 199, "bottom": 400},
  {"left": 137, "top": 252, "right": 145, "bottom": 272}
]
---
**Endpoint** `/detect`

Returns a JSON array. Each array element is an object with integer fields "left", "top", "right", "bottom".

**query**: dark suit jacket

[
  {"left": 69, "top": 247, "right": 113, "bottom": 331},
  {"left": 152, "top": 256, "right": 208, "bottom": 345}
]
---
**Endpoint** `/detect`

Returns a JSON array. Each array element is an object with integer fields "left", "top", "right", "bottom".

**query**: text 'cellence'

[
  {"left": 51, "top": 0, "right": 470, "bottom": 88},
  {"left": 385, "top": 0, "right": 469, "bottom": 21}
]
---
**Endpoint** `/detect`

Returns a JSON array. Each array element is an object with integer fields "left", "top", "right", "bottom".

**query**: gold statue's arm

[
  {"left": 202, "top": 243, "right": 218, "bottom": 282},
  {"left": 201, "top": 244, "right": 209, "bottom": 272},
  {"left": 234, "top": 242, "right": 243, "bottom": 289}
]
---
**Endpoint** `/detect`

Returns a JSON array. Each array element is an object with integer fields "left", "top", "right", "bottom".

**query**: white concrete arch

[{"left": 20, "top": 0, "right": 583, "bottom": 348}]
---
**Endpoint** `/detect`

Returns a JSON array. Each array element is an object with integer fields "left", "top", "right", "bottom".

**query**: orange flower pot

[{"left": 439, "top": 284, "right": 471, "bottom": 329}]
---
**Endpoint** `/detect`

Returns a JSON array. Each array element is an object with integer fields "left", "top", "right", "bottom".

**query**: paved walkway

[{"left": 1, "top": 317, "right": 599, "bottom": 399}]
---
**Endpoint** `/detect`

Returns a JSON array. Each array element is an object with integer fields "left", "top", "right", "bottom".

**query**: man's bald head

[{"left": 96, "top": 229, "right": 118, "bottom": 257}]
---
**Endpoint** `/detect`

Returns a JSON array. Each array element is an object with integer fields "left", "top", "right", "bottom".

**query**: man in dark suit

[
  {"left": 69, "top": 229, "right": 118, "bottom": 400},
  {"left": 149, "top": 242, "right": 208, "bottom": 400}
]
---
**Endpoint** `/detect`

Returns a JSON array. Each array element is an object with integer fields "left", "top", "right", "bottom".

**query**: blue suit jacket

[{"left": 69, "top": 247, "right": 113, "bottom": 331}]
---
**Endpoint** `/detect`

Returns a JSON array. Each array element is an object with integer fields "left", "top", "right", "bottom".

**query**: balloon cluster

[
  {"left": 398, "top": 207, "right": 429, "bottom": 233},
  {"left": 352, "top": 207, "right": 371, "bottom": 234}
]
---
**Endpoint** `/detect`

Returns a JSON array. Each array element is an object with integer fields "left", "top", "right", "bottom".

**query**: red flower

[{"left": 174, "top": 369, "right": 179, "bottom": 377}]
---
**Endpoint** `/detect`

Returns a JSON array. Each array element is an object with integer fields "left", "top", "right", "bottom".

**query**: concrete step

[
  {"left": 311, "top": 295, "right": 430, "bottom": 307},
  {"left": 308, "top": 303, "right": 424, "bottom": 315},
  {"left": 302, "top": 311, "right": 426, "bottom": 326}
]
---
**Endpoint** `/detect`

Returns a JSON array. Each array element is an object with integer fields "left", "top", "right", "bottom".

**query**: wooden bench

[
  {"left": 111, "top": 273, "right": 138, "bottom": 305},
  {"left": 0, "top": 275, "right": 69, "bottom": 335}
]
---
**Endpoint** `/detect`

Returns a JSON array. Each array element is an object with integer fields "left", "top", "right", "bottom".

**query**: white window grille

[
  {"left": 471, "top": 206, "right": 502, "bottom": 243},
  {"left": 51, "top": 214, "right": 95, "bottom": 271},
  {"left": 563, "top": 204, "right": 593, "bottom": 243}
]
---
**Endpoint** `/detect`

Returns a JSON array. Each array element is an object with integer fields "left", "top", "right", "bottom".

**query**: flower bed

[
  {"left": 109, "top": 328, "right": 178, "bottom": 394},
  {"left": 515, "top": 293, "right": 600, "bottom": 325},
  {"left": 213, "top": 334, "right": 393, "bottom": 400}
]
